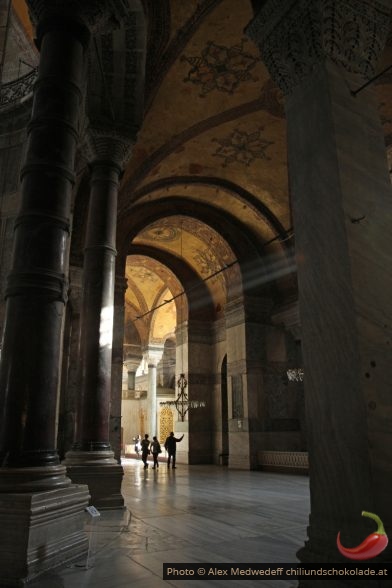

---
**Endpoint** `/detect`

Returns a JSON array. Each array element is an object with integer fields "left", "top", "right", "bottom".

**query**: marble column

[
  {"left": 144, "top": 345, "right": 164, "bottom": 437},
  {"left": 110, "top": 270, "right": 128, "bottom": 462},
  {"left": 225, "top": 296, "right": 272, "bottom": 470},
  {"left": 128, "top": 370, "right": 136, "bottom": 390},
  {"left": 124, "top": 357, "right": 142, "bottom": 391},
  {"left": 64, "top": 136, "right": 133, "bottom": 509},
  {"left": 247, "top": 0, "right": 392, "bottom": 575},
  {"left": 186, "top": 320, "right": 213, "bottom": 465},
  {"left": 0, "top": 1, "right": 125, "bottom": 582}
]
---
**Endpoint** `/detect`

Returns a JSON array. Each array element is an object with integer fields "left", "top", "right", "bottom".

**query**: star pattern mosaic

[
  {"left": 181, "top": 39, "right": 258, "bottom": 96},
  {"left": 212, "top": 127, "right": 273, "bottom": 167}
]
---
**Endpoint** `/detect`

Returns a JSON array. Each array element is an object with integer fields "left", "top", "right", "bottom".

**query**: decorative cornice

[{"left": 246, "top": 0, "right": 391, "bottom": 95}]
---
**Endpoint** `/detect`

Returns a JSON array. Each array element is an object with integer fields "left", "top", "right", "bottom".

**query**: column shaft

[
  {"left": 0, "top": 25, "right": 88, "bottom": 468},
  {"left": 246, "top": 0, "right": 392, "bottom": 570},
  {"left": 76, "top": 162, "right": 120, "bottom": 451},
  {"left": 148, "top": 363, "right": 157, "bottom": 436},
  {"left": 110, "top": 271, "right": 128, "bottom": 461},
  {"left": 287, "top": 61, "right": 392, "bottom": 548},
  {"left": 128, "top": 371, "right": 136, "bottom": 390}
]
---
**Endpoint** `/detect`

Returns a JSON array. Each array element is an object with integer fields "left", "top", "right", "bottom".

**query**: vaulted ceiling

[{"left": 5, "top": 0, "right": 392, "bottom": 350}]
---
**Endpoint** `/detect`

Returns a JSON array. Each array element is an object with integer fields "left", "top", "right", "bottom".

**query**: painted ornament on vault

[{"left": 181, "top": 39, "right": 258, "bottom": 96}]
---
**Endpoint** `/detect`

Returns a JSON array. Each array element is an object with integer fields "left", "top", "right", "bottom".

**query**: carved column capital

[
  {"left": 246, "top": 0, "right": 391, "bottom": 95},
  {"left": 143, "top": 344, "right": 165, "bottom": 368},
  {"left": 85, "top": 126, "right": 135, "bottom": 170},
  {"left": 27, "top": 0, "right": 131, "bottom": 37}
]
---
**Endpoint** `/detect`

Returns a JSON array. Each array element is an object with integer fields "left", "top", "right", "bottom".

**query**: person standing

[
  {"left": 133, "top": 434, "right": 141, "bottom": 458},
  {"left": 150, "top": 436, "right": 161, "bottom": 469},
  {"left": 164, "top": 431, "right": 184, "bottom": 469},
  {"left": 141, "top": 433, "right": 150, "bottom": 468}
]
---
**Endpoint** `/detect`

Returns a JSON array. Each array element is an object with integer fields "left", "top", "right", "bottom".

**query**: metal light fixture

[
  {"left": 160, "top": 373, "right": 206, "bottom": 421},
  {"left": 159, "top": 219, "right": 206, "bottom": 421},
  {"left": 286, "top": 368, "right": 304, "bottom": 382}
]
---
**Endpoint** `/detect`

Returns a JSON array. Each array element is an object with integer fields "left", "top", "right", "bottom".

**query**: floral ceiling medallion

[
  {"left": 181, "top": 39, "right": 258, "bottom": 96},
  {"left": 213, "top": 128, "right": 273, "bottom": 167}
]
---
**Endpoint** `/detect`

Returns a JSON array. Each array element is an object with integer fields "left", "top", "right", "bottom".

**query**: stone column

[
  {"left": 124, "top": 357, "right": 142, "bottom": 391},
  {"left": 225, "top": 296, "right": 272, "bottom": 470},
  {"left": 57, "top": 265, "right": 84, "bottom": 459},
  {"left": 64, "top": 133, "right": 133, "bottom": 509},
  {"left": 144, "top": 345, "right": 164, "bottom": 437},
  {"left": 247, "top": 0, "right": 392, "bottom": 573},
  {"left": 186, "top": 320, "right": 213, "bottom": 465},
  {"left": 110, "top": 270, "right": 128, "bottom": 462},
  {"left": 0, "top": 1, "right": 125, "bottom": 583},
  {"left": 128, "top": 370, "right": 136, "bottom": 390}
]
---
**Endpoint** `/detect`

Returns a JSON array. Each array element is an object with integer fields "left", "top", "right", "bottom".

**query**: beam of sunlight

[{"left": 99, "top": 305, "right": 114, "bottom": 349}]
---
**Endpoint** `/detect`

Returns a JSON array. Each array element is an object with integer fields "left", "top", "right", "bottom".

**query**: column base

[
  {"left": 64, "top": 450, "right": 124, "bottom": 510},
  {"left": 0, "top": 464, "right": 71, "bottom": 493},
  {"left": 0, "top": 484, "right": 90, "bottom": 586}
]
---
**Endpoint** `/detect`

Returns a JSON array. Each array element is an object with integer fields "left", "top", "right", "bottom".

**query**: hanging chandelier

[
  {"left": 159, "top": 221, "right": 206, "bottom": 421},
  {"left": 160, "top": 373, "right": 206, "bottom": 421}
]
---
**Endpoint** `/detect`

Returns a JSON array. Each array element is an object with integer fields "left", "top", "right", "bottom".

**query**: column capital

[
  {"left": 27, "top": 1, "right": 131, "bottom": 39},
  {"left": 85, "top": 126, "right": 135, "bottom": 170},
  {"left": 143, "top": 344, "right": 164, "bottom": 367},
  {"left": 123, "top": 357, "right": 141, "bottom": 372},
  {"left": 246, "top": 0, "right": 391, "bottom": 95}
]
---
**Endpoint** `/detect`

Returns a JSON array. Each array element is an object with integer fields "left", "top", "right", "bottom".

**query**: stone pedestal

[
  {"left": 65, "top": 451, "right": 124, "bottom": 510},
  {"left": 0, "top": 484, "right": 89, "bottom": 586}
]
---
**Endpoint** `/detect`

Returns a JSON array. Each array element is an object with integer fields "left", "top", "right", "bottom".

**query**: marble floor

[{"left": 30, "top": 459, "right": 310, "bottom": 588}]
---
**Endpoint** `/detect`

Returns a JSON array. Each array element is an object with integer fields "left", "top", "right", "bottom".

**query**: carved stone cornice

[{"left": 246, "top": 0, "right": 391, "bottom": 95}]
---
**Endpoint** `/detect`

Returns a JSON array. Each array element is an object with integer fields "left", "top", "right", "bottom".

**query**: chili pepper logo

[{"left": 337, "top": 511, "right": 388, "bottom": 560}]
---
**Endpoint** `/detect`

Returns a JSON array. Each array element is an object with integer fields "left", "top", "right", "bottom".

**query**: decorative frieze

[{"left": 246, "top": 0, "right": 391, "bottom": 95}]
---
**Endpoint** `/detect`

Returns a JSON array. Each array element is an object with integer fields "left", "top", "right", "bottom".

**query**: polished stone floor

[{"left": 30, "top": 459, "right": 310, "bottom": 588}]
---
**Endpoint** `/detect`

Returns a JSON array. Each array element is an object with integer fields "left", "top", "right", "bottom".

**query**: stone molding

[{"left": 246, "top": 0, "right": 391, "bottom": 95}]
